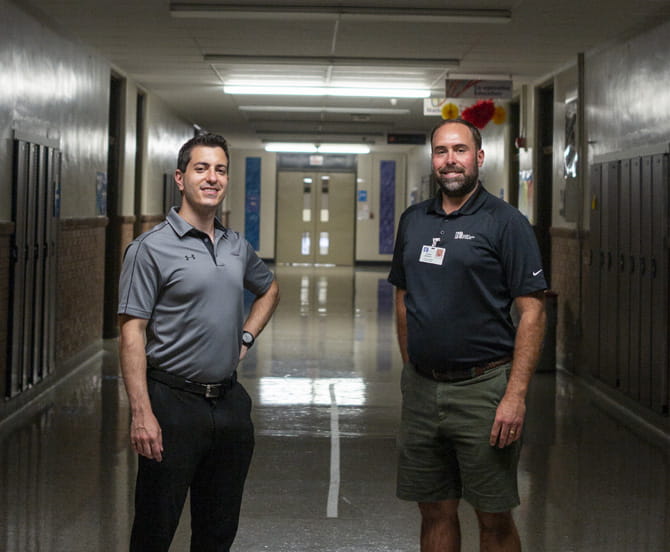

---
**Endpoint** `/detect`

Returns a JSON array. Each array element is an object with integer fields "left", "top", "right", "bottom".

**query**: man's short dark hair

[
  {"left": 177, "top": 133, "right": 230, "bottom": 172},
  {"left": 430, "top": 118, "right": 482, "bottom": 151}
]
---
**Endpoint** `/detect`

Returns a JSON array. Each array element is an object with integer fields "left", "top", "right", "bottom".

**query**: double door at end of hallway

[{"left": 276, "top": 171, "right": 355, "bottom": 265}]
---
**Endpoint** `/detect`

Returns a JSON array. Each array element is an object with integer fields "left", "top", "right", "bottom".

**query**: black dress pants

[{"left": 130, "top": 378, "right": 255, "bottom": 552}]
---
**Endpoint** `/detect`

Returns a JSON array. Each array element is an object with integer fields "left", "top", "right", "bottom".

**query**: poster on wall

[
  {"left": 518, "top": 169, "right": 534, "bottom": 222},
  {"left": 96, "top": 171, "right": 107, "bottom": 216},
  {"left": 561, "top": 98, "right": 579, "bottom": 222}
]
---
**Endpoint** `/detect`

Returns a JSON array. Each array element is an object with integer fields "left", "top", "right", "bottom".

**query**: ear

[
  {"left": 477, "top": 149, "right": 485, "bottom": 167},
  {"left": 174, "top": 170, "right": 184, "bottom": 191}
]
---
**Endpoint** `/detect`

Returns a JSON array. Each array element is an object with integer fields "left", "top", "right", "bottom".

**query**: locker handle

[
  {"left": 630, "top": 255, "right": 635, "bottom": 274},
  {"left": 607, "top": 251, "right": 612, "bottom": 270},
  {"left": 619, "top": 253, "right": 625, "bottom": 272},
  {"left": 10, "top": 244, "right": 18, "bottom": 263},
  {"left": 599, "top": 251, "right": 605, "bottom": 268},
  {"left": 640, "top": 257, "right": 646, "bottom": 275},
  {"left": 651, "top": 258, "right": 657, "bottom": 278}
]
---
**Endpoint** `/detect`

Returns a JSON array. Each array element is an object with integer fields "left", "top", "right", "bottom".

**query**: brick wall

[
  {"left": 550, "top": 227, "right": 590, "bottom": 373},
  {"left": 56, "top": 218, "right": 107, "bottom": 363},
  {"left": 139, "top": 214, "right": 164, "bottom": 234}
]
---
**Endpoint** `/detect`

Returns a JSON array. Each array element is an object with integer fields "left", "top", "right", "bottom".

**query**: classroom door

[{"left": 276, "top": 171, "right": 355, "bottom": 265}]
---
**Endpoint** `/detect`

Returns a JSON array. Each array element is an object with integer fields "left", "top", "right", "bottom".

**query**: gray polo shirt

[{"left": 118, "top": 207, "right": 274, "bottom": 382}]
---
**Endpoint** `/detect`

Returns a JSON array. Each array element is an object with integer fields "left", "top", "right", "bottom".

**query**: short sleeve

[
  {"left": 500, "top": 212, "right": 548, "bottom": 297},
  {"left": 117, "top": 240, "right": 160, "bottom": 319},
  {"left": 387, "top": 211, "right": 408, "bottom": 289},
  {"left": 243, "top": 241, "right": 274, "bottom": 296}
]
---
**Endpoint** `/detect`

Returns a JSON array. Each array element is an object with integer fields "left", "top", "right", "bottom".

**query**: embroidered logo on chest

[{"left": 454, "top": 231, "right": 476, "bottom": 240}]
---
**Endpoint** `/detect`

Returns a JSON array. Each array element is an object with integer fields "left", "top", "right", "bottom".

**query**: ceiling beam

[{"left": 171, "top": 4, "right": 511, "bottom": 24}]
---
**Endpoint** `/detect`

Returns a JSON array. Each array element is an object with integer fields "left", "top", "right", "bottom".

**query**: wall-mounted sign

[
  {"left": 387, "top": 133, "right": 426, "bottom": 145},
  {"left": 445, "top": 79, "right": 512, "bottom": 99}
]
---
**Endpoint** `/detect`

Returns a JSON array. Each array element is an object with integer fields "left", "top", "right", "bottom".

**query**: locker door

[
  {"left": 628, "top": 158, "right": 642, "bottom": 402},
  {"left": 587, "top": 164, "right": 602, "bottom": 378},
  {"left": 617, "top": 159, "right": 631, "bottom": 395},
  {"left": 639, "top": 156, "right": 653, "bottom": 407},
  {"left": 650, "top": 154, "right": 668, "bottom": 415},
  {"left": 601, "top": 161, "right": 620, "bottom": 387}
]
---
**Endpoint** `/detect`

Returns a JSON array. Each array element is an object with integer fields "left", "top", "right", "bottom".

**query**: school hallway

[{"left": 0, "top": 265, "right": 667, "bottom": 552}]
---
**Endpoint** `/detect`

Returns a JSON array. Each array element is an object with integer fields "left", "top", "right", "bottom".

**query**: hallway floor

[{"left": 1, "top": 266, "right": 668, "bottom": 551}]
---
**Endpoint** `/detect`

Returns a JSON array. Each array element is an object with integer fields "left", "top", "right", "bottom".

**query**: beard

[{"left": 434, "top": 165, "right": 479, "bottom": 198}]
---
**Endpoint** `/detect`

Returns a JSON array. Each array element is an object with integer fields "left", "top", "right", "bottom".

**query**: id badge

[{"left": 419, "top": 245, "right": 445, "bottom": 265}]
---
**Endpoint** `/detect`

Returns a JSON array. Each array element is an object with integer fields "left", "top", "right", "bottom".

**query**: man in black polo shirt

[
  {"left": 118, "top": 133, "right": 279, "bottom": 551},
  {"left": 388, "top": 119, "right": 546, "bottom": 552}
]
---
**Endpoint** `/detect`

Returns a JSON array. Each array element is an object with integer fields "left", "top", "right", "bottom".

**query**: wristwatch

[{"left": 241, "top": 330, "right": 255, "bottom": 348}]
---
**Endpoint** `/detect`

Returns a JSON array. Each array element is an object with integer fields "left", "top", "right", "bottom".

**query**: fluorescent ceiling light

[
  {"left": 265, "top": 143, "right": 317, "bottom": 153},
  {"left": 319, "top": 144, "right": 371, "bottom": 154},
  {"left": 204, "top": 54, "right": 459, "bottom": 68},
  {"left": 238, "top": 106, "right": 411, "bottom": 115},
  {"left": 224, "top": 85, "right": 429, "bottom": 98},
  {"left": 170, "top": 4, "right": 511, "bottom": 24},
  {"left": 265, "top": 143, "right": 370, "bottom": 154}
]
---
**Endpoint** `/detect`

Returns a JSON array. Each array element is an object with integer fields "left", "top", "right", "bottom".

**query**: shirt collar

[
  {"left": 166, "top": 206, "right": 228, "bottom": 239},
  {"left": 427, "top": 183, "right": 486, "bottom": 217}
]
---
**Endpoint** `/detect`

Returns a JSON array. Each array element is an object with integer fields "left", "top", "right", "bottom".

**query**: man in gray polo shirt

[{"left": 118, "top": 133, "right": 279, "bottom": 551}]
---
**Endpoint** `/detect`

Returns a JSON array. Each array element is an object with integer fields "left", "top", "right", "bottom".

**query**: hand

[
  {"left": 489, "top": 394, "right": 526, "bottom": 448},
  {"left": 239, "top": 344, "right": 249, "bottom": 361},
  {"left": 131, "top": 412, "right": 163, "bottom": 461}
]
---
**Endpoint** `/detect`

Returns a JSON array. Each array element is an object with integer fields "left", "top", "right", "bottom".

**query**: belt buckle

[{"left": 204, "top": 384, "right": 218, "bottom": 398}]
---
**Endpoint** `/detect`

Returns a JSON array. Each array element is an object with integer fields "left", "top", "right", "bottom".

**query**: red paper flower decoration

[{"left": 460, "top": 100, "right": 495, "bottom": 129}]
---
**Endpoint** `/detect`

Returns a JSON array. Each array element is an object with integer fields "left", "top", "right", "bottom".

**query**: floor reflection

[{"left": 0, "top": 265, "right": 668, "bottom": 551}]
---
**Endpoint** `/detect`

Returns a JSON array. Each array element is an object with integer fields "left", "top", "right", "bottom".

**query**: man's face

[
  {"left": 431, "top": 123, "right": 484, "bottom": 198},
  {"left": 174, "top": 145, "right": 229, "bottom": 211}
]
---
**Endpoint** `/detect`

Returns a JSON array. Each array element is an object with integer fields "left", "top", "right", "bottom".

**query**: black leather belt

[
  {"left": 148, "top": 369, "right": 237, "bottom": 398},
  {"left": 414, "top": 356, "right": 512, "bottom": 383}
]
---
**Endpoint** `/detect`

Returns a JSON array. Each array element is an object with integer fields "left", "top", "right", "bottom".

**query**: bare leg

[
  {"left": 475, "top": 510, "right": 521, "bottom": 552},
  {"left": 418, "top": 500, "right": 461, "bottom": 552}
]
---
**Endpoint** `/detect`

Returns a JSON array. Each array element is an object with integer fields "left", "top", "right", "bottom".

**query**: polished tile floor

[{"left": 1, "top": 266, "right": 668, "bottom": 551}]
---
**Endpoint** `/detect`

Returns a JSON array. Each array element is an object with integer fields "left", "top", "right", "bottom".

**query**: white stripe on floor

[{"left": 327, "top": 383, "right": 340, "bottom": 518}]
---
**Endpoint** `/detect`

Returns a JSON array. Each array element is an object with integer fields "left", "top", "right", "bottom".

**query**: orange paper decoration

[{"left": 493, "top": 105, "right": 507, "bottom": 125}]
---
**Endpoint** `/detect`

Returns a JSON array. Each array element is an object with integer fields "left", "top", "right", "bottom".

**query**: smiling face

[
  {"left": 431, "top": 122, "right": 484, "bottom": 198},
  {"left": 174, "top": 145, "right": 229, "bottom": 214}
]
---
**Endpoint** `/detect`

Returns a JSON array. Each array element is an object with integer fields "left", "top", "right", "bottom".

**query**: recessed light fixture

[
  {"left": 224, "top": 85, "right": 430, "bottom": 98},
  {"left": 264, "top": 143, "right": 371, "bottom": 154}
]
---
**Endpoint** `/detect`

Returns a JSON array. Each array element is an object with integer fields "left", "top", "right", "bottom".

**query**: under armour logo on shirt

[{"left": 185, "top": 254, "right": 196, "bottom": 261}]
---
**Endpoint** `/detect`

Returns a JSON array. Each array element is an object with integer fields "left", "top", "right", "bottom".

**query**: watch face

[{"left": 242, "top": 332, "right": 254, "bottom": 346}]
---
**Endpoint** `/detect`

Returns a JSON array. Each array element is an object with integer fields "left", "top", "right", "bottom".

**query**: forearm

[
  {"left": 243, "top": 279, "right": 280, "bottom": 337},
  {"left": 118, "top": 316, "right": 152, "bottom": 418},
  {"left": 506, "top": 292, "right": 546, "bottom": 401},
  {"left": 395, "top": 288, "right": 409, "bottom": 363}
]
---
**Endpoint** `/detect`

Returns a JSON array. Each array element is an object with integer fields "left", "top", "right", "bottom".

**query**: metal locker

[
  {"left": 587, "top": 163, "right": 603, "bottom": 378},
  {"left": 7, "top": 138, "right": 60, "bottom": 398},
  {"left": 601, "top": 161, "right": 620, "bottom": 388},
  {"left": 617, "top": 159, "right": 632, "bottom": 396},
  {"left": 9, "top": 142, "right": 29, "bottom": 396},
  {"left": 628, "top": 157, "right": 642, "bottom": 402},
  {"left": 650, "top": 154, "right": 668, "bottom": 415},
  {"left": 639, "top": 156, "right": 654, "bottom": 407}
]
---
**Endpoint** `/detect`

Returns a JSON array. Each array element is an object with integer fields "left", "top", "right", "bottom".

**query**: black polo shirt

[{"left": 388, "top": 185, "right": 547, "bottom": 369}]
